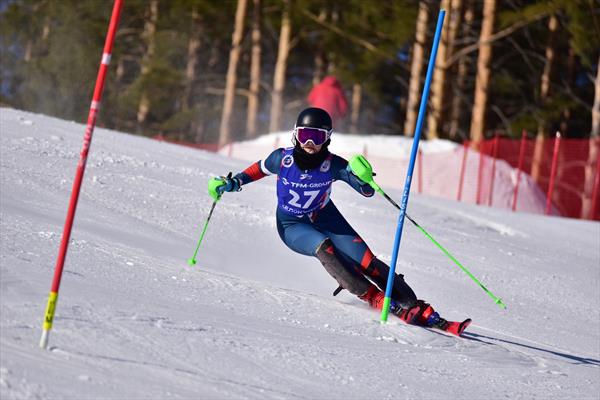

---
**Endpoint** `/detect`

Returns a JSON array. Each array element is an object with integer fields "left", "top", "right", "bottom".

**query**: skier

[{"left": 208, "top": 107, "right": 451, "bottom": 330}]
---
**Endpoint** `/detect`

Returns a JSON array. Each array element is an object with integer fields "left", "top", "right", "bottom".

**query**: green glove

[
  {"left": 208, "top": 172, "right": 242, "bottom": 201},
  {"left": 208, "top": 176, "right": 226, "bottom": 201},
  {"left": 348, "top": 154, "right": 374, "bottom": 184}
]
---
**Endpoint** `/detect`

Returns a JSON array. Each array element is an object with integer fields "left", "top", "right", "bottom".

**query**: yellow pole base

[{"left": 40, "top": 291, "right": 58, "bottom": 349}]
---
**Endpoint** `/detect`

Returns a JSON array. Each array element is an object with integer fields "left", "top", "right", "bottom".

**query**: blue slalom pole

[{"left": 380, "top": 10, "right": 446, "bottom": 322}]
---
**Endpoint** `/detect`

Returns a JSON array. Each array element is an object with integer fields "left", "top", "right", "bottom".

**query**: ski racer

[{"left": 208, "top": 107, "right": 456, "bottom": 331}]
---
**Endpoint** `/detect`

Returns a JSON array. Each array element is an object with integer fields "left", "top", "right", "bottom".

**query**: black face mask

[{"left": 292, "top": 140, "right": 331, "bottom": 170}]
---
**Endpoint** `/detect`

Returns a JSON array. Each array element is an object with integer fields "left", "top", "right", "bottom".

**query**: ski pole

[
  {"left": 403, "top": 213, "right": 505, "bottom": 310},
  {"left": 188, "top": 199, "right": 218, "bottom": 266},
  {"left": 348, "top": 154, "right": 506, "bottom": 310}
]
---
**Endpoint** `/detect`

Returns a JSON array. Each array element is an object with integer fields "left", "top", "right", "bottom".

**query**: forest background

[{"left": 1, "top": 0, "right": 599, "bottom": 148}]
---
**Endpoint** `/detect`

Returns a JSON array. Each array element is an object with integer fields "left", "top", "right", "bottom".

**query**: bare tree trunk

[
  {"left": 350, "top": 83, "right": 362, "bottom": 134},
  {"left": 592, "top": 54, "right": 600, "bottom": 137},
  {"left": 116, "top": 57, "right": 126, "bottom": 82},
  {"left": 24, "top": 3, "right": 49, "bottom": 62},
  {"left": 269, "top": 0, "right": 292, "bottom": 133},
  {"left": 441, "top": 0, "right": 462, "bottom": 133},
  {"left": 404, "top": 1, "right": 429, "bottom": 137},
  {"left": 41, "top": 15, "right": 50, "bottom": 41},
  {"left": 246, "top": 0, "right": 262, "bottom": 139},
  {"left": 449, "top": 0, "right": 473, "bottom": 140},
  {"left": 24, "top": 40, "right": 33, "bottom": 62},
  {"left": 531, "top": 14, "right": 559, "bottom": 182},
  {"left": 312, "top": 10, "right": 327, "bottom": 86},
  {"left": 137, "top": 0, "right": 159, "bottom": 129},
  {"left": 219, "top": 0, "right": 248, "bottom": 147},
  {"left": 185, "top": 7, "right": 205, "bottom": 143},
  {"left": 184, "top": 7, "right": 202, "bottom": 112},
  {"left": 539, "top": 14, "right": 558, "bottom": 111},
  {"left": 469, "top": 0, "right": 496, "bottom": 148},
  {"left": 313, "top": 53, "right": 325, "bottom": 85},
  {"left": 559, "top": 47, "right": 575, "bottom": 135},
  {"left": 326, "top": 8, "right": 339, "bottom": 76},
  {"left": 313, "top": 54, "right": 324, "bottom": 85},
  {"left": 581, "top": 54, "right": 600, "bottom": 218},
  {"left": 427, "top": 0, "right": 451, "bottom": 139}
]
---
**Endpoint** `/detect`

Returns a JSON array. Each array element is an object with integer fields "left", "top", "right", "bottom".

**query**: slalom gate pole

[
  {"left": 39, "top": 0, "right": 124, "bottom": 350},
  {"left": 457, "top": 141, "right": 468, "bottom": 201},
  {"left": 488, "top": 133, "right": 499, "bottom": 206},
  {"left": 380, "top": 10, "right": 445, "bottom": 323},
  {"left": 475, "top": 142, "right": 484, "bottom": 205},
  {"left": 188, "top": 200, "right": 219, "bottom": 266},
  {"left": 512, "top": 129, "right": 527, "bottom": 211},
  {"left": 545, "top": 131, "right": 561, "bottom": 215}
]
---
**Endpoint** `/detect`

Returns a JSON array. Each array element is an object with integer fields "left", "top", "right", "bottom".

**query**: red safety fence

[
  {"left": 154, "top": 133, "right": 599, "bottom": 221},
  {"left": 469, "top": 134, "right": 599, "bottom": 221}
]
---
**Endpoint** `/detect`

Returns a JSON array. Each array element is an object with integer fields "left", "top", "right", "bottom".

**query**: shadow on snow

[{"left": 462, "top": 332, "right": 600, "bottom": 367}]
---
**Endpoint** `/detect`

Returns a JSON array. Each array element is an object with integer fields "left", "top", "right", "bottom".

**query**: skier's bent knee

[{"left": 315, "top": 239, "right": 371, "bottom": 297}]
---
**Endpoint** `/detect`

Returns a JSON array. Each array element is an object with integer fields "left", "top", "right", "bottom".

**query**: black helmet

[{"left": 295, "top": 107, "right": 332, "bottom": 131}]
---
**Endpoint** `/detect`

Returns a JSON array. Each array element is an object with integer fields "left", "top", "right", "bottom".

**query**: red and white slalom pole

[
  {"left": 545, "top": 131, "right": 561, "bottom": 215},
  {"left": 512, "top": 129, "right": 527, "bottom": 212},
  {"left": 39, "top": 0, "right": 124, "bottom": 349},
  {"left": 457, "top": 141, "right": 468, "bottom": 202},
  {"left": 488, "top": 133, "right": 499, "bottom": 206}
]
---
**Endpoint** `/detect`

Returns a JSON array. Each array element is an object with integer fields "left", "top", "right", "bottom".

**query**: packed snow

[{"left": 1, "top": 108, "right": 598, "bottom": 399}]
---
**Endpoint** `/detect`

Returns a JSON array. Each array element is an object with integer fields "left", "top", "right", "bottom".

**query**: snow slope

[{"left": 1, "top": 108, "right": 599, "bottom": 399}]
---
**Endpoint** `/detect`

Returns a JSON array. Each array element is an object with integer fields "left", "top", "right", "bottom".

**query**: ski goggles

[{"left": 293, "top": 126, "right": 332, "bottom": 146}]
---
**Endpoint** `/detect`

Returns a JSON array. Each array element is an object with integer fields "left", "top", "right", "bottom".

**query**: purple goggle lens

[{"left": 295, "top": 127, "right": 330, "bottom": 145}]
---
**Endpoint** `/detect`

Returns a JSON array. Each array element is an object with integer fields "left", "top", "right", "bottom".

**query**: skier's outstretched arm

[
  {"left": 333, "top": 156, "right": 375, "bottom": 197},
  {"left": 208, "top": 148, "right": 284, "bottom": 200}
]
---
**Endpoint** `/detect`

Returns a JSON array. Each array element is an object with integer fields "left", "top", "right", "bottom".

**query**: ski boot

[
  {"left": 414, "top": 300, "right": 473, "bottom": 336},
  {"left": 359, "top": 286, "right": 420, "bottom": 323},
  {"left": 412, "top": 300, "right": 449, "bottom": 330},
  {"left": 390, "top": 301, "right": 421, "bottom": 323},
  {"left": 358, "top": 285, "right": 385, "bottom": 309}
]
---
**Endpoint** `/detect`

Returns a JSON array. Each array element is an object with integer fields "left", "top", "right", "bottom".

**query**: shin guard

[{"left": 315, "top": 239, "right": 372, "bottom": 297}]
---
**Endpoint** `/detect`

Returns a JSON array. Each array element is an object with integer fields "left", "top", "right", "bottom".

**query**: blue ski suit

[{"left": 232, "top": 147, "right": 417, "bottom": 306}]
